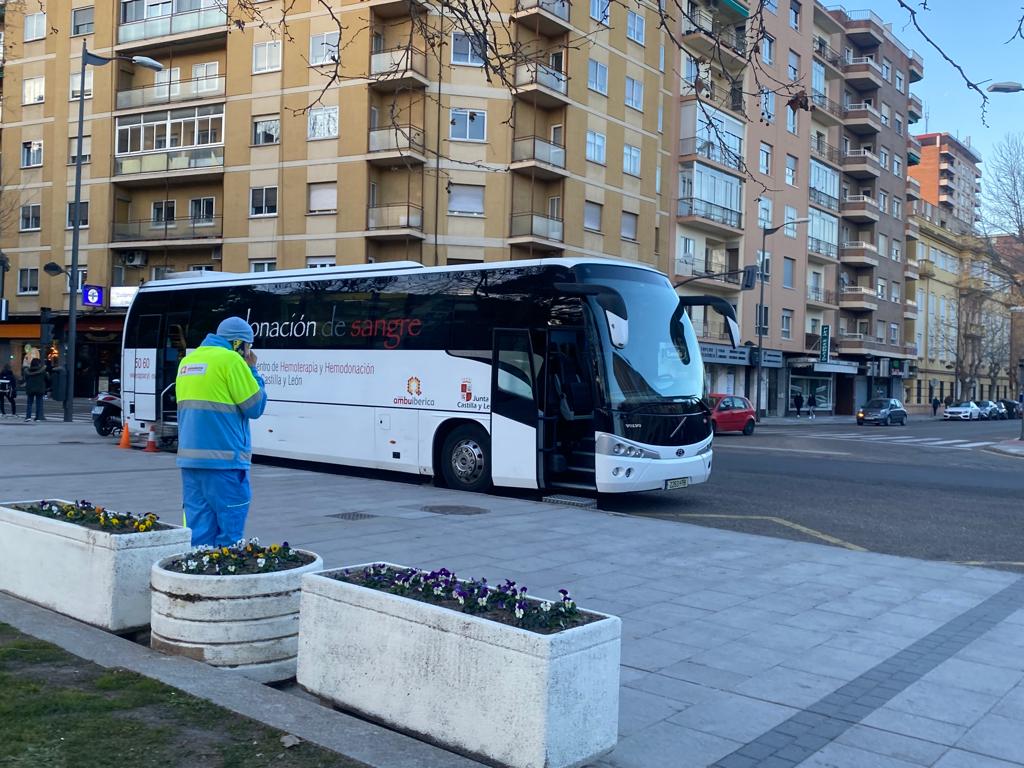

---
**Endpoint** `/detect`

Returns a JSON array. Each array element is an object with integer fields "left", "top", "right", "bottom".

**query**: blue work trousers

[{"left": 181, "top": 468, "right": 251, "bottom": 547}]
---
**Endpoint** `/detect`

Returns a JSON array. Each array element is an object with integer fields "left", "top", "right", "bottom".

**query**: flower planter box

[
  {"left": 150, "top": 550, "right": 323, "bottom": 683},
  {"left": 0, "top": 499, "right": 191, "bottom": 632},
  {"left": 297, "top": 564, "right": 621, "bottom": 768}
]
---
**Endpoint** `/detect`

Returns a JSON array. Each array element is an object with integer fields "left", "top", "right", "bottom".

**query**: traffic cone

[
  {"left": 118, "top": 421, "right": 132, "bottom": 449},
  {"left": 143, "top": 425, "right": 159, "bottom": 453}
]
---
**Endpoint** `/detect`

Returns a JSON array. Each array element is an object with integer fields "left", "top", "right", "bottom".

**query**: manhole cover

[
  {"left": 327, "top": 512, "right": 377, "bottom": 521},
  {"left": 542, "top": 494, "right": 597, "bottom": 509},
  {"left": 421, "top": 504, "right": 488, "bottom": 516}
]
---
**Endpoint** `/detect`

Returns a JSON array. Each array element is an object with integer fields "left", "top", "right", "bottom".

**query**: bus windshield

[{"left": 576, "top": 264, "right": 702, "bottom": 409}]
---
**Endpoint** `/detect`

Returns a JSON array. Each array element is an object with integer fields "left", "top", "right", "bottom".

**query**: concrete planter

[
  {"left": 297, "top": 563, "right": 621, "bottom": 768},
  {"left": 150, "top": 551, "right": 323, "bottom": 683},
  {"left": 0, "top": 499, "right": 191, "bottom": 632}
]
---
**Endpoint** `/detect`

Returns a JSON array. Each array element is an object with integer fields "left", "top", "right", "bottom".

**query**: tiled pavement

[{"left": 3, "top": 424, "right": 1024, "bottom": 767}]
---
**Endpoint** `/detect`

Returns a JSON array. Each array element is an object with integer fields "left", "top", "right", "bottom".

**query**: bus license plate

[{"left": 665, "top": 478, "right": 689, "bottom": 490}]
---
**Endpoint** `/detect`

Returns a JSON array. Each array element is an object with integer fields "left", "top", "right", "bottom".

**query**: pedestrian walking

[
  {"left": 793, "top": 392, "right": 804, "bottom": 419},
  {"left": 0, "top": 364, "right": 16, "bottom": 417},
  {"left": 807, "top": 393, "right": 817, "bottom": 420},
  {"left": 931, "top": 396, "right": 941, "bottom": 416},
  {"left": 22, "top": 359, "right": 47, "bottom": 421},
  {"left": 176, "top": 317, "right": 267, "bottom": 548}
]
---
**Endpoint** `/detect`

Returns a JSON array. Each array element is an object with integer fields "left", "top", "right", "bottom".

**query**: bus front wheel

[{"left": 441, "top": 425, "right": 492, "bottom": 493}]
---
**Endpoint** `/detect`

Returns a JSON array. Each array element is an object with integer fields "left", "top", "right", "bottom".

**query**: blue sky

[{"left": 857, "top": 0, "right": 1024, "bottom": 166}]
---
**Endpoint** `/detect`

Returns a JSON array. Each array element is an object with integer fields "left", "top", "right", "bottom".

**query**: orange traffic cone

[
  {"left": 118, "top": 421, "right": 132, "bottom": 449},
  {"left": 143, "top": 425, "right": 159, "bottom": 453}
]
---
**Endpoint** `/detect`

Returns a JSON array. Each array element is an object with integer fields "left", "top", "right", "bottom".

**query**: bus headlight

[
  {"left": 696, "top": 442, "right": 712, "bottom": 456},
  {"left": 597, "top": 434, "right": 659, "bottom": 459}
]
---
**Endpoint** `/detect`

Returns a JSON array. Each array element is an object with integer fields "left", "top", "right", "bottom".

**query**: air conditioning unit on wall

[{"left": 122, "top": 251, "right": 148, "bottom": 267}]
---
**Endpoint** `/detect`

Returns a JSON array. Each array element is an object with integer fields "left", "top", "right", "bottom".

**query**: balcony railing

[
  {"left": 679, "top": 137, "right": 743, "bottom": 171},
  {"left": 845, "top": 56, "right": 883, "bottom": 75},
  {"left": 367, "top": 203, "right": 424, "bottom": 231},
  {"left": 114, "top": 146, "right": 224, "bottom": 176},
  {"left": 118, "top": 4, "right": 227, "bottom": 43},
  {"left": 845, "top": 102, "right": 881, "bottom": 119},
  {"left": 515, "top": 0, "right": 569, "bottom": 20},
  {"left": 112, "top": 216, "right": 223, "bottom": 241},
  {"left": 810, "top": 138, "right": 841, "bottom": 164},
  {"left": 512, "top": 136, "right": 566, "bottom": 168},
  {"left": 515, "top": 60, "right": 567, "bottom": 94},
  {"left": 812, "top": 35, "right": 842, "bottom": 67},
  {"left": 115, "top": 74, "right": 224, "bottom": 110},
  {"left": 368, "top": 125, "right": 425, "bottom": 153},
  {"left": 807, "top": 237, "right": 838, "bottom": 260},
  {"left": 693, "top": 319, "right": 733, "bottom": 341},
  {"left": 806, "top": 287, "right": 837, "bottom": 304},
  {"left": 693, "top": 255, "right": 741, "bottom": 283},
  {"left": 843, "top": 194, "right": 879, "bottom": 209},
  {"left": 677, "top": 197, "right": 742, "bottom": 229},
  {"left": 681, "top": 77, "right": 745, "bottom": 114},
  {"left": 370, "top": 46, "right": 427, "bottom": 78},
  {"left": 682, "top": 8, "right": 746, "bottom": 55},
  {"left": 809, "top": 187, "right": 840, "bottom": 212},
  {"left": 510, "top": 212, "right": 564, "bottom": 241},
  {"left": 811, "top": 90, "right": 843, "bottom": 118}
]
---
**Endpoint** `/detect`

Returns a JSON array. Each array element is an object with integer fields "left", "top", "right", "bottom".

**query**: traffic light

[
  {"left": 741, "top": 265, "right": 758, "bottom": 291},
  {"left": 749, "top": 347, "right": 761, "bottom": 366},
  {"left": 40, "top": 307, "right": 54, "bottom": 348}
]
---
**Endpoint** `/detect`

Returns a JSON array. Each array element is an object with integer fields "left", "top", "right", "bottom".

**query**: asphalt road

[{"left": 601, "top": 415, "right": 1024, "bottom": 573}]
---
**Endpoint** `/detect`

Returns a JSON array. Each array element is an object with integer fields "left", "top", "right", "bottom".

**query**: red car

[{"left": 708, "top": 394, "right": 756, "bottom": 435}]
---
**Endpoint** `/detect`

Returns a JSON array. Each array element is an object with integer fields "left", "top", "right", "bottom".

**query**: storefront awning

[
  {"left": 723, "top": 0, "right": 749, "bottom": 18},
  {"left": 0, "top": 323, "right": 41, "bottom": 340}
]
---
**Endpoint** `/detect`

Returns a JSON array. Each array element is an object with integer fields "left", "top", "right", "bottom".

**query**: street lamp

[
  {"left": 54, "top": 42, "right": 162, "bottom": 423},
  {"left": 755, "top": 216, "right": 810, "bottom": 421},
  {"left": 987, "top": 82, "right": 1024, "bottom": 94}
]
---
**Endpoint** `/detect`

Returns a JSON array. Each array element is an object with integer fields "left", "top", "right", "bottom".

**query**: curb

[{"left": 983, "top": 441, "right": 1024, "bottom": 460}]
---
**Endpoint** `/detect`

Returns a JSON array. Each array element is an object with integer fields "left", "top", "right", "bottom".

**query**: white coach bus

[{"left": 121, "top": 258, "right": 739, "bottom": 494}]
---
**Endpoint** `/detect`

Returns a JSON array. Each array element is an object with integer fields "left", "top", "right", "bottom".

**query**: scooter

[{"left": 92, "top": 379, "right": 122, "bottom": 436}]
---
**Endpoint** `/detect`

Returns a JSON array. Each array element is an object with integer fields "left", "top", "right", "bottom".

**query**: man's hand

[{"left": 245, "top": 349, "right": 258, "bottom": 367}]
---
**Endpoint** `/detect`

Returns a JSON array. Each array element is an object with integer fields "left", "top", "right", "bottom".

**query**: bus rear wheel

[{"left": 441, "top": 425, "right": 492, "bottom": 493}]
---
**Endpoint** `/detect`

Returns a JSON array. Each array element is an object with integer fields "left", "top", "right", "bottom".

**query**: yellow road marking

[{"left": 673, "top": 513, "right": 868, "bottom": 552}]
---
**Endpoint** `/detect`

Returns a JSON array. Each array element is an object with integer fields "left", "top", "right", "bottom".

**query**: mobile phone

[{"left": 231, "top": 339, "right": 247, "bottom": 356}]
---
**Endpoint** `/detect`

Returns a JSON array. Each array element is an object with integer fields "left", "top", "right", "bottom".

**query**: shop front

[
  {"left": 699, "top": 343, "right": 785, "bottom": 414},
  {"left": 49, "top": 314, "right": 126, "bottom": 397},
  {"left": 786, "top": 358, "right": 858, "bottom": 415},
  {"left": 0, "top": 322, "right": 43, "bottom": 377}
]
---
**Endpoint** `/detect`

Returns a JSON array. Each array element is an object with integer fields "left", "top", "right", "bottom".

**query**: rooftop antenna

[{"left": 923, "top": 105, "right": 930, "bottom": 133}]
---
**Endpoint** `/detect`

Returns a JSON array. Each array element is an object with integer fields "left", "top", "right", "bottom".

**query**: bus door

[
  {"left": 125, "top": 314, "right": 161, "bottom": 422},
  {"left": 490, "top": 329, "right": 541, "bottom": 489},
  {"left": 160, "top": 312, "right": 190, "bottom": 424}
]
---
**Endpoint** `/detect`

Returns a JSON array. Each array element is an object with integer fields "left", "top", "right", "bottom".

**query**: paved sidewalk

[
  {"left": 987, "top": 440, "right": 1024, "bottom": 459},
  {"left": 3, "top": 422, "right": 1024, "bottom": 768}
]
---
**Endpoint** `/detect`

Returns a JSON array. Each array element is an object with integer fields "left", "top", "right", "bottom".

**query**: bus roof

[{"left": 138, "top": 257, "right": 664, "bottom": 292}]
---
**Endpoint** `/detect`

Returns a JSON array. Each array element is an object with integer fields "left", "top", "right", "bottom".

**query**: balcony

[
  {"left": 843, "top": 103, "right": 882, "bottom": 135},
  {"left": 909, "top": 52, "right": 924, "bottom": 82},
  {"left": 904, "top": 300, "right": 919, "bottom": 320},
  {"left": 940, "top": 162, "right": 956, "bottom": 177},
  {"left": 692, "top": 318, "right": 734, "bottom": 342},
  {"left": 680, "top": 77, "right": 745, "bottom": 117},
  {"left": 842, "top": 149, "right": 881, "bottom": 179},
  {"left": 676, "top": 197, "right": 742, "bottom": 237},
  {"left": 115, "top": 75, "right": 224, "bottom": 112},
  {"left": 841, "top": 195, "right": 880, "bottom": 224},
  {"left": 686, "top": 255, "right": 742, "bottom": 292},
  {"left": 113, "top": 146, "right": 224, "bottom": 184},
  {"left": 842, "top": 10, "right": 887, "bottom": 48},
  {"left": 511, "top": 0, "right": 570, "bottom": 37},
  {"left": 681, "top": 9, "right": 747, "bottom": 70},
  {"left": 918, "top": 260, "right": 936, "bottom": 278},
  {"left": 369, "top": 47, "right": 429, "bottom": 91},
  {"left": 807, "top": 237, "right": 839, "bottom": 263},
  {"left": 371, "top": 0, "right": 429, "bottom": 18},
  {"left": 679, "top": 137, "right": 744, "bottom": 175},
  {"left": 809, "top": 187, "right": 840, "bottom": 213},
  {"left": 907, "top": 176, "right": 921, "bottom": 202},
  {"left": 810, "top": 90, "right": 844, "bottom": 126},
  {"left": 117, "top": 4, "right": 227, "bottom": 46},
  {"left": 810, "top": 138, "right": 841, "bottom": 167},
  {"left": 367, "top": 125, "right": 426, "bottom": 166},
  {"left": 111, "top": 216, "right": 223, "bottom": 245},
  {"left": 837, "top": 333, "right": 891, "bottom": 355},
  {"left": 839, "top": 287, "right": 879, "bottom": 312},
  {"left": 840, "top": 241, "right": 880, "bottom": 268},
  {"left": 908, "top": 93, "right": 923, "bottom": 123},
  {"left": 812, "top": 35, "right": 843, "bottom": 75},
  {"left": 806, "top": 287, "right": 838, "bottom": 309},
  {"left": 514, "top": 60, "right": 568, "bottom": 108},
  {"left": 904, "top": 257, "right": 920, "bottom": 280},
  {"left": 510, "top": 136, "right": 567, "bottom": 180},
  {"left": 939, "top": 193, "right": 955, "bottom": 208},
  {"left": 366, "top": 204, "right": 425, "bottom": 240},
  {"left": 844, "top": 57, "right": 884, "bottom": 91},
  {"left": 509, "top": 212, "right": 564, "bottom": 251},
  {"left": 804, "top": 332, "right": 837, "bottom": 356},
  {"left": 905, "top": 218, "right": 920, "bottom": 241},
  {"left": 908, "top": 136, "right": 922, "bottom": 165}
]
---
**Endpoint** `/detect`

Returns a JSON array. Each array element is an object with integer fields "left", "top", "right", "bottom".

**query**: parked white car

[{"left": 943, "top": 401, "right": 981, "bottom": 420}]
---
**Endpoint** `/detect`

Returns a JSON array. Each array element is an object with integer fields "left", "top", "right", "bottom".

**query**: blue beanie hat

[{"left": 216, "top": 316, "right": 254, "bottom": 344}]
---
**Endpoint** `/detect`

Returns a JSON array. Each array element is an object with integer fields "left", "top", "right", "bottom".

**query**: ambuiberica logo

[{"left": 394, "top": 375, "right": 435, "bottom": 407}]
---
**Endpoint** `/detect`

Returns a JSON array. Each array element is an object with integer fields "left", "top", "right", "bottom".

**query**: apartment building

[
  {"left": 670, "top": 0, "right": 923, "bottom": 415},
  {"left": 909, "top": 132, "right": 982, "bottom": 230},
  {"left": 0, "top": 0, "right": 671, "bottom": 393}
]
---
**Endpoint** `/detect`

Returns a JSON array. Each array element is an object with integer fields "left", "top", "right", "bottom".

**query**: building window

[
  {"left": 190, "top": 265, "right": 214, "bottom": 272},
  {"left": 759, "top": 142, "right": 772, "bottom": 174},
  {"left": 68, "top": 135, "right": 92, "bottom": 165},
  {"left": 758, "top": 197, "right": 773, "bottom": 228},
  {"left": 70, "top": 70, "right": 94, "bottom": 100},
  {"left": 24, "top": 12, "right": 46, "bottom": 41},
  {"left": 253, "top": 41, "right": 282, "bottom": 74},
  {"left": 451, "top": 32, "right": 486, "bottom": 66},
  {"left": 882, "top": 58, "right": 892, "bottom": 81},
  {"left": 762, "top": 35, "right": 775, "bottom": 65},
  {"left": 66, "top": 268, "right": 87, "bottom": 293},
  {"left": 760, "top": 89, "right": 775, "bottom": 122},
  {"left": 893, "top": 198, "right": 903, "bottom": 219},
  {"left": 758, "top": 250, "right": 771, "bottom": 281},
  {"left": 892, "top": 155, "right": 903, "bottom": 178},
  {"left": 307, "top": 183, "right": 337, "bottom": 214},
  {"left": 889, "top": 323, "right": 899, "bottom": 345},
  {"left": 585, "top": 130, "right": 606, "bottom": 164},
  {"left": 253, "top": 116, "right": 280, "bottom": 145},
  {"left": 590, "top": 0, "right": 610, "bottom": 25},
  {"left": 152, "top": 200, "right": 175, "bottom": 223},
  {"left": 626, "top": 11, "right": 645, "bottom": 44},
  {"left": 17, "top": 268, "right": 40, "bottom": 295},
  {"left": 891, "top": 282, "right": 901, "bottom": 303},
  {"left": 193, "top": 62, "right": 219, "bottom": 91},
  {"left": 658, "top": 104, "right": 664, "bottom": 133},
  {"left": 876, "top": 278, "right": 887, "bottom": 300},
  {"left": 756, "top": 304, "right": 769, "bottom": 333},
  {"left": 447, "top": 183, "right": 484, "bottom": 216},
  {"left": 309, "top": 32, "right": 340, "bottom": 66},
  {"left": 20, "top": 205, "right": 42, "bottom": 232},
  {"left": 72, "top": 7, "right": 95, "bottom": 35},
  {"left": 250, "top": 187, "right": 278, "bottom": 217},
  {"left": 786, "top": 105, "right": 799, "bottom": 134},
  {"left": 659, "top": 44, "right": 665, "bottom": 71},
  {"left": 877, "top": 232, "right": 888, "bottom": 257},
  {"left": 783, "top": 257, "right": 795, "bottom": 288},
  {"left": 307, "top": 106, "right": 339, "bottom": 139},
  {"left": 785, "top": 155, "right": 798, "bottom": 186},
  {"left": 789, "top": 0, "right": 801, "bottom": 29},
  {"left": 23, "top": 77, "right": 45, "bottom": 105},
  {"left": 784, "top": 205, "right": 798, "bottom": 237},
  {"left": 307, "top": 257, "right": 336, "bottom": 268},
  {"left": 625, "top": 77, "right": 644, "bottom": 111},
  {"left": 788, "top": 50, "right": 800, "bottom": 81},
  {"left": 21, "top": 141, "right": 43, "bottom": 168},
  {"left": 894, "top": 115, "right": 904, "bottom": 136},
  {"left": 623, "top": 144, "right": 641, "bottom": 176},
  {"left": 66, "top": 201, "right": 90, "bottom": 229},
  {"left": 892, "top": 240, "right": 902, "bottom": 261},
  {"left": 781, "top": 309, "right": 793, "bottom": 339},
  {"left": 587, "top": 59, "right": 608, "bottom": 94},
  {"left": 251, "top": 260, "right": 277, "bottom": 273},
  {"left": 584, "top": 201, "right": 602, "bottom": 232},
  {"left": 879, "top": 190, "right": 889, "bottom": 212},
  {"left": 895, "top": 71, "right": 905, "bottom": 92},
  {"left": 620, "top": 211, "right": 638, "bottom": 241},
  {"left": 449, "top": 108, "right": 486, "bottom": 141},
  {"left": 880, "top": 103, "right": 890, "bottom": 126},
  {"left": 879, "top": 147, "right": 889, "bottom": 168},
  {"left": 656, "top": 165, "right": 662, "bottom": 194},
  {"left": 190, "top": 197, "right": 215, "bottom": 223}
]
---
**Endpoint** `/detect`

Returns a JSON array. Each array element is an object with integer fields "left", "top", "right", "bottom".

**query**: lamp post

[
  {"left": 54, "top": 42, "right": 162, "bottom": 422},
  {"left": 987, "top": 82, "right": 1024, "bottom": 94},
  {"left": 755, "top": 216, "right": 809, "bottom": 421}
]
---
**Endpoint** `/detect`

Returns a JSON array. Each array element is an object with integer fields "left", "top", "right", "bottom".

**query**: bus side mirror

[
  {"left": 677, "top": 295, "right": 740, "bottom": 349},
  {"left": 554, "top": 282, "right": 629, "bottom": 349}
]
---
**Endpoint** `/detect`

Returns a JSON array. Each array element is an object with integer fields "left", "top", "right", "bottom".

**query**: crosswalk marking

[
  {"left": 790, "top": 432, "right": 997, "bottom": 452},
  {"left": 954, "top": 441, "right": 998, "bottom": 449}
]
